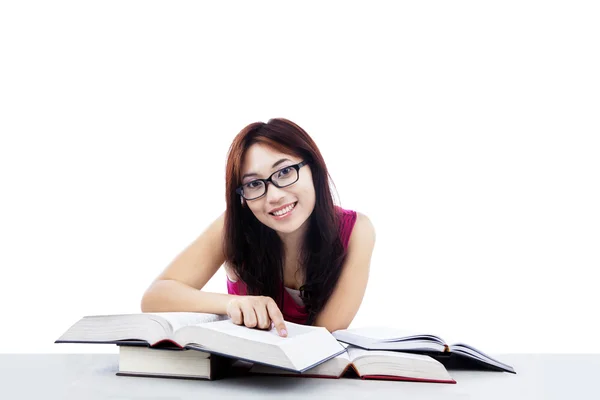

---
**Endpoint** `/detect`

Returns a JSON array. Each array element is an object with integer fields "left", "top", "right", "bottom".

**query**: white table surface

[{"left": 1, "top": 354, "right": 599, "bottom": 400}]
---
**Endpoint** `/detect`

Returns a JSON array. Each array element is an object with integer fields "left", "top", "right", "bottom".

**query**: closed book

[{"left": 116, "top": 345, "right": 232, "bottom": 380}]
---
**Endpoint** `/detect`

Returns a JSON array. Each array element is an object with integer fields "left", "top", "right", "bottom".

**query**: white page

[
  {"left": 197, "top": 319, "right": 318, "bottom": 345},
  {"left": 280, "top": 327, "right": 346, "bottom": 370},
  {"left": 179, "top": 320, "right": 339, "bottom": 371},
  {"left": 148, "top": 312, "right": 228, "bottom": 333},
  {"left": 250, "top": 350, "right": 350, "bottom": 375},
  {"left": 335, "top": 349, "right": 350, "bottom": 361},
  {"left": 337, "top": 326, "right": 428, "bottom": 341},
  {"left": 347, "top": 346, "right": 438, "bottom": 363}
]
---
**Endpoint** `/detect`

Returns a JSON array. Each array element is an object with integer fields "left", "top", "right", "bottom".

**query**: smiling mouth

[{"left": 269, "top": 202, "right": 298, "bottom": 216}]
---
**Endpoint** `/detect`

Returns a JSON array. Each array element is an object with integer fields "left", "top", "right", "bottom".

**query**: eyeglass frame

[{"left": 236, "top": 160, "right": 310, "bottom": 201}]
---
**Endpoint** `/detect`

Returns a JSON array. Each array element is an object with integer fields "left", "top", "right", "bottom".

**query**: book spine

[{"left": 150, "top": 339, "right": 184, "bottom": 348}]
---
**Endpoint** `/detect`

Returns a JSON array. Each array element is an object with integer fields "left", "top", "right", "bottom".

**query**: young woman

[{"left": 141, "top": 118, "right": 376, "bottom": 337}]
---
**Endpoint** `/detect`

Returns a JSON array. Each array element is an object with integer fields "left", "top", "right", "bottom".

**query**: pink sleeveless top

[{"left": 226, "top": 206, "right": 358, "bottom": 325}]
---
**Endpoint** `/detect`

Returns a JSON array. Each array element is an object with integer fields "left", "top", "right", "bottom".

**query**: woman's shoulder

[
  {"left": 345, "top": 210, "right": 376, "bottom": 257},
  {"left": 335, "top": 206, "right": 375, "bottom": 228},
  {"left": 335, "top": 206, "right": 375, "bottom": 250},
  {"left": 334, "top": 205, "right": 358, "bottom": 224},
  {"left": 353, "top": 211, "right": 375, "bottom": 239}
]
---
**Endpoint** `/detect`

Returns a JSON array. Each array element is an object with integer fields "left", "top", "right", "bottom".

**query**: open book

[
  {"left": 248, "top": 344, "right": 456, "bottom": 384},
  {"left": 117, "top": 345, "right": 232, "bottom": 380},
  {"left": 56, "top": 312, "right": 346, "bottom": 373},
  {"left": 332, "top": 327, "right": 515, "bottom": 374}
]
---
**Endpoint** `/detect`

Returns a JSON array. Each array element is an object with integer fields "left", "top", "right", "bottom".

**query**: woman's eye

[
  {"left": 278, "top": 167, "right": 292, "bottom": 177},
  {"left": 246, "top": 181, "right": 261, "bottom": 188}
]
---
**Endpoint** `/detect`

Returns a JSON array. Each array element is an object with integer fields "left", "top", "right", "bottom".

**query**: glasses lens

[
  {"left": 242, "top": 180, "right": 265, "bottom": 200},
  {"left": 273, "top": 166, "right": 298, "bottom": 187}
]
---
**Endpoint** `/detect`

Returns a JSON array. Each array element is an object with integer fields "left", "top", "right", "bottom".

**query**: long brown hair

[{"left": 223, "top": 118, "right": 347, "bottom": 325}]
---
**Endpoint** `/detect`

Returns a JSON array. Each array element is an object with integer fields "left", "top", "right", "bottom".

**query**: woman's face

[{"left": 240, "top": 143, "right": 316, "bottom": 234}]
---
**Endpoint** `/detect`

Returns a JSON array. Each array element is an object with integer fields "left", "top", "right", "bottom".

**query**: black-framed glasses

[{"left": 236, "top": 160, "right": 309, "bottom": 201}]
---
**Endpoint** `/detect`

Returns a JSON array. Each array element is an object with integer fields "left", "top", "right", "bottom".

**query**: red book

[{"left": 248, "top": 346, "right": 456, "bottom": 384}]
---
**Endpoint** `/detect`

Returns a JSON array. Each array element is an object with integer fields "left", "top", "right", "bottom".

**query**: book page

[
  {"left": 337, "top": 326, "right": 424, "bottom": 340},
  {"left": 195, "top": 319, "right": 319, "bottom": 345},
  {"left": 346, "top": 346, "right": 370, "bottom": 361},
  {"left": 249, "top": 350, "right": 351, "bottom": 376},
  {"left": 149, "top": 312, "right": 228, "bottom": 334},
  {"left": 336, "top": 326, "right": 445, "bottom": 343},
  {"left": 177, "top": 320, "right": 345, "bottom": 372},
  {"left": 347, "top": 346, "right": 437, "bottom": 363}
]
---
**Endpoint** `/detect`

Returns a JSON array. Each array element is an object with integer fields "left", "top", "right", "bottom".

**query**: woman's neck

[
  {"left": 278, "top": 228, "right": 304, "bottom": 255},
  {"left": 276, "top": 216, "right": 310, "bottom": 253},
  {"left": 279, "top": 230, "right": 306, "bottom": 289}
]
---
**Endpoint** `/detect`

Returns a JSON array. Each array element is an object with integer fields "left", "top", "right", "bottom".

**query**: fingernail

[
  {"left": 271, "top": 322, "right": 275, "bottom": 329},
  {"left": 280, "top": 329, "right": 287, "bottom": 337}
]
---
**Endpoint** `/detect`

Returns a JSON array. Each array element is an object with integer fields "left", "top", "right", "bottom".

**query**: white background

[{"left": 1, "top": 1, "right": 598, "bottom": 354}]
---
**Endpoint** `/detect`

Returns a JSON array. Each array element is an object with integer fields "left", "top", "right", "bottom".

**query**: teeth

[{"left": 272, "top": 202, "right": 296, "bottom": 216}]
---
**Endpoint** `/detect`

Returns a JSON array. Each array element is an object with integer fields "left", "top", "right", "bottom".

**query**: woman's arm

[
  {"left": 313, "top": 211, "right": 376, "bottom": 332},
  {"left": 141, "top": 212, "right": 234, "bottom": 314},
  {"left": 140, "top": 212, "right": 289, "bottom": 336}
]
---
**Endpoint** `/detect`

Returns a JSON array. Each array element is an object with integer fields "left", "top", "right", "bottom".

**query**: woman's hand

[{"left": 226, "top": 295, "right": 288, "bottom": 337}]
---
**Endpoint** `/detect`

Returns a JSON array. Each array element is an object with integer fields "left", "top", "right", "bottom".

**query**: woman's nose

[{"left": 265, "top": 182, "right": 286, "bottom": 203}]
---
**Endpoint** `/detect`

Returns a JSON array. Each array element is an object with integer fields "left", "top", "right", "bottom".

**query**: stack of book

[{"left": 55, "top": 312, "right": 515, "bottom": 383}]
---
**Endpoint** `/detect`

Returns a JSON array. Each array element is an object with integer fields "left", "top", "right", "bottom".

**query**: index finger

[{"left": 266, "top": 300, "right": 287, "bottom": 337}]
